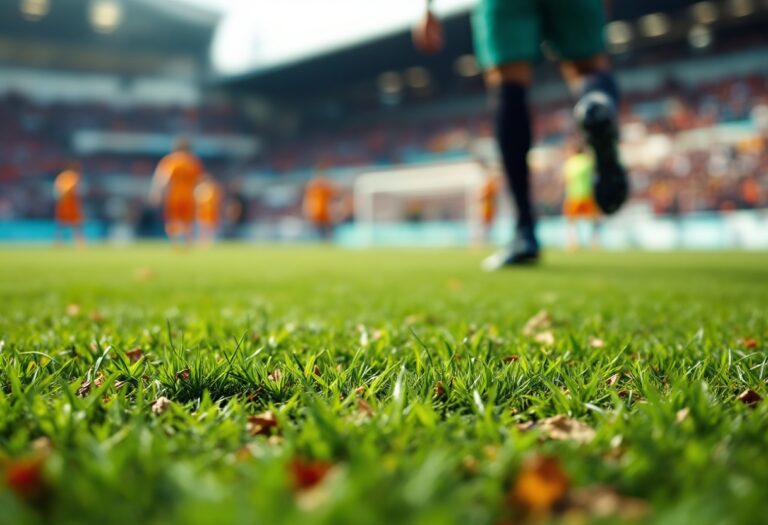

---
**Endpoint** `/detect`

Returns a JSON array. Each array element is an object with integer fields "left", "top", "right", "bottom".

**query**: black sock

[
  {"left": 579, "top": 71, "right": 620, "bottom": 107},
  {"left": 494, "top": 82, "right": 534, "bottom": 230}
]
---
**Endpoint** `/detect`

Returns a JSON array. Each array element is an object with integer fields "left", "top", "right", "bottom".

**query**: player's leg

[
  {"left": 542, "top": 0, "right": 628, "bottom": 214},
  {"left": 473, "top": 0, "right": 541, "bottom": 269}
]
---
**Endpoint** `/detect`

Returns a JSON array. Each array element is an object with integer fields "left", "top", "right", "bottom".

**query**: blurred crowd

[{"left": 0, "top": 69, "right": 767, "bottom": 224}]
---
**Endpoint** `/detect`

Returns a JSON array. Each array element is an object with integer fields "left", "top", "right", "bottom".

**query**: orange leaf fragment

[
  {"left": 125, "top": 347, "right": 143, "bottom": 363},
  {"left": 510, "top": 455, "right": 570, "bottom": 513},
  {"left": 247, "top": 411, "right": 278, "bottom": 436}
]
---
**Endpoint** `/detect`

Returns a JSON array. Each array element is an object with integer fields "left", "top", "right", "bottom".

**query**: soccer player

[
  {"left": 303, "top": 175, "right": 336, "bottom": 240},
  {"left": 562, "top": 142, "right": 600, "bottom": 250},
  {"left": 414, "top": 0, "right": 628, "bottom": 269},
  {"left": 54, "top": 163, "right": 84, "bottom": 246},
  {"left": 195, "top": 175, "right": 222, "bottom": 246},
  {"left": 149, "top": 138, "right": 204, "bottom": 245},
  {"left": 479, "top": 174, "right": 500, "bottom": 244}
]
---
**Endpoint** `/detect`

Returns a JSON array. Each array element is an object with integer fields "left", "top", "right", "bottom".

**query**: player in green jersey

[{"left": 413, "top": 0, "right": 628, "bottom": 269}]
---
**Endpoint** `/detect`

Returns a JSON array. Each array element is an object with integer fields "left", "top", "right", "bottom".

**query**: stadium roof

[
  {"left": 215, "top": 0, "right": 768, "bottom": 98},
  {"left": 0, "top": 0, "right": 219, "bottom": 75},
  {"left": 204, "top": 0, "right": 707, "bottom": 77}
]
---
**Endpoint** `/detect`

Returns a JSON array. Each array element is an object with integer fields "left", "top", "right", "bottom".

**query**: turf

[{"left": 0, "top": 245, "right": 766, "bottom": 525}]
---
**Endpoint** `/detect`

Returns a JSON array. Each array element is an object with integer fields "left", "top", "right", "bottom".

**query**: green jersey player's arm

[{"left": 414, "top": 0, "right": 444, "bottom": 54}]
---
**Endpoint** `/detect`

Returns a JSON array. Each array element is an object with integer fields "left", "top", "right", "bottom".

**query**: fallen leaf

[
  {"left": 503, "top": 355, "right": 520, "bottom": 364},
  {"left": 590, "top": 337, "right": 606, "bottom": 349},
  {"left": 357, "top": 398, "right": 374, "bottom": 417},
  {"left": 510, "top": 455, "right": 570, "bottom": 514},
  {"left": 4, "top": 456, "right": 48, "bottom": 504},
  {"left": 289, "top": 458, "right": 333, "bottom": 491},
  {"left": 433, "top": 382, "right": 446, "bottom": 399},
  {"left": 65, "top": 304, "right": 81, "bottom": 316},
  {"left": 737, "top": 389, "right": 762, "bottom": 408},
  {"left": 523, "top": 310, "right": 552, "bottom": 337},
  {"left": 151, "top": 397, "right": 172, "bottom": 415},
  {"left": 675, "top": 408, "right": 690, "bottom": 424},
  {"left": 567, "top": 485, "right": 650, "bottom": 520},
  {"left": 741, "top": 338, "right": 759, "bottom": 349},
  {"left": 133, "top": 267, "right": 155, "bottom": 282},
  {"left": 76, "top": 373, "right": 104, "bottom": 397},
  {"left": 607, "top": 373, "right": 621, "bottom": 386},
  {"left": 268, "top": 368, "right": 282, "bottom": 382},
  {"left": 534, "top": 331, "right": 555, "bottom": 346},
  {"left": 247, "top": 411, "right": 278, "bottom": 436},
  {"left": 522, "top": 415, "right": 596, "bottom": 445},
  {"left": 354, "top": 386, "right": 366, "bottom": 396},
  {"left": 125, "top": 347, "right": 143, "bottom": 363},
  {"left": 313, "top": 365, "right": 321, "bottom": 377},
  {"left": 175, "top": 369, "right": 191, "bottom": 381}
]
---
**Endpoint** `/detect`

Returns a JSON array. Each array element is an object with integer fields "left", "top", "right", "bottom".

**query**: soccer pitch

[{"left": 1, "top": 246, "right": 767, "bottom": 525}]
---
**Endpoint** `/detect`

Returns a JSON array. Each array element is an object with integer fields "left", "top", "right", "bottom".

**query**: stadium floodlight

[
  {"left": 20, "top": 0, "right": 50, "bottom": 21},
  {"left": 454, "top": 55, "right": 480, "bottom": 78},
  {"left": 405, "top": 67, "right": 431, "bottom": 89},
  {"left": 606, "top": 21, "right": 633, "bottom": 45},
  {"left": 378, "top": 71, "right": 403, "bottom": 94},
  {"left": 727, "top": 0, "right": 755, "bottom": 17},
  {"left": 688, "top": 24, "right": 714, "bottom": 49},
  {"left": 90, "top": 0, "right": 123, "bottom": 34},
  {"left": 691, "top": 1, "right": 719, "bottom": 24},
  {"left": 638, "top": 13, "right": 671, "bottom": 38}
]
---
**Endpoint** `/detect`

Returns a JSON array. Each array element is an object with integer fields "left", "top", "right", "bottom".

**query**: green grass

[{"left": 0, "top": 245, "right": 767, "bottom": 525}]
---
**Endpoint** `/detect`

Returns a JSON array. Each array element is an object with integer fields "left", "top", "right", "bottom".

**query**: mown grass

[{"left": 0, "top": 245, "right": 766, "bottom": 525}]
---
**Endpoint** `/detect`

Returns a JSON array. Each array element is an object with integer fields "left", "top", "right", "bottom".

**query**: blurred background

[{"left": 0, "top": 0, "right": 767, "bottom": 249}]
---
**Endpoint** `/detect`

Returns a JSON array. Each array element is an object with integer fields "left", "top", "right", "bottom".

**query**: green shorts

[{"left": 472, "top": 0, "right": 607, "bottom": 68}]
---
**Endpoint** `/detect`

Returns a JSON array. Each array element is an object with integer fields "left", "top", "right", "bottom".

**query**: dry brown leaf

[
  {"left": 509, "top": 455, "right": 570, "bottom": 514},
  {"left": 737, "top": 389, "right": 762, "bottom": 407},
  {"left": 590, "top": 337, "right": 606, "bottom": 349},
  {"left": 607, "top": 373, "right": 621, "bottom": 386},
  {"left": 675, "top": 408, "right": 690, "bottom": 424},
  {"left": 4, "top": 456, "right": 49, "bottom": 504},
  {"left": 741, "top": 338, "right": 759, "bottom": 349},
  {"left": 175, "top": 369, "right": 191, "bottom": 381},
  {"left": 357, "top": 398, "right": 374, "bottom": 417},
  {"left": 523, "top": 415, "right": 596, "bottom": 445},
  {"left": 289, "top": 458, "right": 333, "bottom": 491},
  {"left": 354, "top": 386, "right": 366, "bottom": 396},
  {"left": 247, "top": 411, "right": 279, "bottom": 436},
  {"left": 523, "top": 310, "right": 552, "bottom": 337},
  {"left": 268, "top": 368, "right": 282, "bottom": 382},
  {"left": 503, "top": 355, "right": 520, "bottom": 364},
  {"left": 534, "top": 331, "right": 556, "bottom": 346},
  {"left": 151, "top": 397, "right": 172, "bottom": 415},
  {"left": 125, "top": 347, "right": 143, "bottom": 363},
  {"left": 65, "top": 304, "right": 81, "bottom": 316},
  {"left": 567, "top": 485, "right": 650, "bottom": 520},
  {"left": 313, "top": 365, "right": 321, "bottom": 377},
  {"left": 433, "top": 382, "right": 446, "bottom": 399}
]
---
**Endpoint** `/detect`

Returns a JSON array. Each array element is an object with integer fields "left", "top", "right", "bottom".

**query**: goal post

[{"left": 353, "top": 161, "right": 491, "bottom": 247}]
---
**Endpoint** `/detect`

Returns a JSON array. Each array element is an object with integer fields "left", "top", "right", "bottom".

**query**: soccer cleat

[
  {"left": 575, "top": 92, "right": 629, "bottom": 215},
  {"left": 482, "top": 226, "right": 540, "bottom": 271}
]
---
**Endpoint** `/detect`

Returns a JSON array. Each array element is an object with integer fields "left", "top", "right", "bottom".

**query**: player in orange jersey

[
  {"left": 195, "top": 175, "right": 222, "bottom": 246},
  {"left": 479, "top": 175, "right": 501, "bottom": 245},
  {"left": 54, "top": 163, "right": 84, "bottom": 246},
  {"left": 303, "top": 175, "right": 337, "bottom": 240},
  {"left": 149, "top": 138, "right": 204, "bottom": 245}
]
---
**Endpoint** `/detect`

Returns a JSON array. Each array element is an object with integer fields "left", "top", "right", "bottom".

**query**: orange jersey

[
  {"left": 304, "top": 179, "right": 335, "bottom": 225},
  {"left": 563, "top": 197, "right": 599, "bottom": 219},
  {"left": 480, "top": 178, "right": 499, "bottom": 224},
  {"left": 54, "top": 170, "right": 82, "bottom": 225},
  {"left": 196, "top": 181, "right": 222, "bottom": 226},
  {"left": 157, "top": 151, "right": 203, "bottom": 224}
]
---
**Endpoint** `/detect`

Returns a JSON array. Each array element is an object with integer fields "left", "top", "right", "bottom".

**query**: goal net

[{"left": 352, "top": 161, "right": 491, "bottom": 247}]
